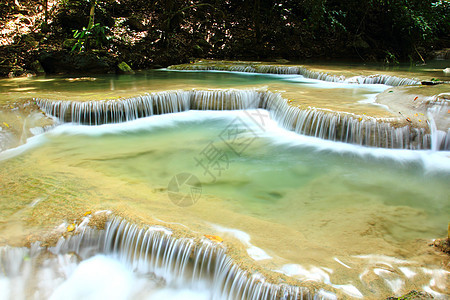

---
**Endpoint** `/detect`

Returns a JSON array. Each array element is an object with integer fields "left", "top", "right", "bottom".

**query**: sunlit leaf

[
  {"left": 67, "top": 223, "right": 76, "bottom": 232},
  {"left": 205, "top": 234, "right": 223, "bottom": 243}
]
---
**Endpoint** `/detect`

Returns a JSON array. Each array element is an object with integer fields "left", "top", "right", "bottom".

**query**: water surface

[
  {"left": 1, "top": 110, "right": 448, "bottom": 297},
  {"left": 0, "top": 69, "right": 392, "bottom": 117},
  {"left": 0, "top": 61, "right": 449, "bottom": 298}
]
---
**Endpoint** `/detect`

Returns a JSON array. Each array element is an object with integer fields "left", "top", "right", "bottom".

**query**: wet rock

[
  {"left": 30, "top": 60, "right": 45, "bottom": 74},
  {"left": 421, "top": 81, "right": 443, "bottom": 86},
  {"left": 431, "top": 238, "right": 450, "bottom": 254},
  {"left": 39, "top": 51, "right": 113, "bottom": 74},
  {"left": 429, "top": 223, "right": 450, "bottom": 254},
  {"left": 385, "top": 290, "right": 434, "bottom": 300},
  {"left": 117, "top": 61, "right": 135, "bottom": 74}
]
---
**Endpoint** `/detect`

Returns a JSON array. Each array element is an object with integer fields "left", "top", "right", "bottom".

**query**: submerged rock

[{"left": 0, "top": 101, "right": 54, "bottom": 151}]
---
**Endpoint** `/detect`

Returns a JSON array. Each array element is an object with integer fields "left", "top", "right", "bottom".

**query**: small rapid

[
  {"left": 167, "top": 64, "right": 421, "bottom": 86},
  {"left": 35, "top": 89, "right": 449, "bottom": 150},
  {"left": 0, "top": 216, "right": 321, "bottom": 300}
]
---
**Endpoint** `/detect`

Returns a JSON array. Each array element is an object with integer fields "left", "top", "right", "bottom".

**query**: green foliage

[
  {"left": 55, "top": 0, "right": 114, "bottom": 35},
  {"left": 67, "top": 0, "right": 111, "bottom": 53},
  {"left": 384, "top": 51, "right": 399, "bottom": 65},
  {"left": 117, "top": 61, "right": 134, "bottom": 74},
  {"left": 71, "top": 23, "right": 109, "bottom": 53},
  {"left": 328, "top": 10, "right": 347, "bottom": 32},
  {"left": 54, "top": 0, "right": 450, "bottom": 61},
  {"left": 7, "top": 0, "right": 447, "bottom": 67}
]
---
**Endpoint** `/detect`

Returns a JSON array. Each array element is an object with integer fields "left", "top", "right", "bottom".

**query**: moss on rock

[{"left": 117, "top": 61, "right": 135, "bottom": 74}]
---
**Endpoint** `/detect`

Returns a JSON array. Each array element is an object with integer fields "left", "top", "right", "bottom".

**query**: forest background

[{"left": 0, "top": 0, "right": 448, "bottom": 76}]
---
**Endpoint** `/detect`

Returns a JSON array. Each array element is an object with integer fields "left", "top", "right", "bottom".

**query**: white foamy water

[
  {"left": 1, "top": 109, "right": 449, "bottom": 299},
  {"left": 0, "top": 253, "right": 211, "bottom": 300},
  {"left": 3, "top": 109, "right": 449, "bottom": 172},
  {"left": 165, "top": 64, "right": 421, "bottom": 86},
  {"left": 277, "top": 74, "right": 390, "bottom": 91},
  {"left": 209, "top": 223, "right": 272, "bottom": 261},
  {"left": 277, "top": 264, "right": 364, "bottom": 298},
  {"left": 35, "top": 89, "right": 447, "bottom": 150}
]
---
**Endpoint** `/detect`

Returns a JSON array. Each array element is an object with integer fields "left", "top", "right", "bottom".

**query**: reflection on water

[
  {"left": 1, "top": 110, "right": 448, "bottom": 298},
  {"left": 2, "top": 60, "right": 448, "bottom": 102},
  {"left": 0, "top": 70, "right": 293, "bottom": 101},
  {"left": 0, "top": 69, "right": 393, "bottom": 117}
]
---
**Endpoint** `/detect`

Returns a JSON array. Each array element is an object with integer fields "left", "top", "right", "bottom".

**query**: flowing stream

[{"left": 0, "top": 64, "right": 449, "bottom": 299}]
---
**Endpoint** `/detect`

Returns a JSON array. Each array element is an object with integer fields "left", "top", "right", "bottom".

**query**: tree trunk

[{"left": 88, "top": 0, "right": 97, "bottom": 30}]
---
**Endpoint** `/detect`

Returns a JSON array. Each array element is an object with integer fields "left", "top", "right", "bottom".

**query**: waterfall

[
  {"left": 260, "top": 92, "right": 431, "bottom": 149},
  {"left": 0, "top": 217, "right": 323, "bottom": 299},
  {"left": 35, "top": 89, "right": 263, "bottom": 124},
  {"left": 167, "top": 64, "right": 420, "bottom": 86},
  {"left": 190, "top": 89, "right": 261, "bottom": 111},
  {"left": 426, "top": 101, "right": 450, "bottom": 151},
  {"left": 36, "top": 91, "right": 191, "bottom": 125},
  {"left": 35, "top": 89, "right": 448, "bottom": 150}
]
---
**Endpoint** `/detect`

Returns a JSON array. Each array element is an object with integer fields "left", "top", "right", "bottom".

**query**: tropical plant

[
  {"left": 70, "top": 0, "right": 109, "bottom": 52},
  {"left": 71, "top": 22, "right": 109, "bottom": 52}
]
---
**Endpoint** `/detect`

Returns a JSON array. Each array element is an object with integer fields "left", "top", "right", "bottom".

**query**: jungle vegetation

[{"left": 0, "top": 0, "right": 448, "bottom": 76}]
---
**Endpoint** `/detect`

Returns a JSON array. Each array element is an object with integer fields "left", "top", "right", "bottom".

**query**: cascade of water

[
  {"left": 168, "top": 64, "right": 421, "bottom": 86},
  {"left": 260, "top": 92, "right": 431, "bottom": 149},
  {"left": 35, "top": 89, "right": 447, "bottom": 150},
  {"left": 190, "top": 89, "right": 262, "bottom": 111},
  {"left": 36, "top": 91, "right": 191, "bottom": 125},
  {"left": 426, "top": 102, "right": 450, "bottom": 151},
  {"left": 35, "top": 90, "right": 262, "bottom": 125},
  {"left": 25, "top": 217, "right": 321, "bottom": 299}
]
